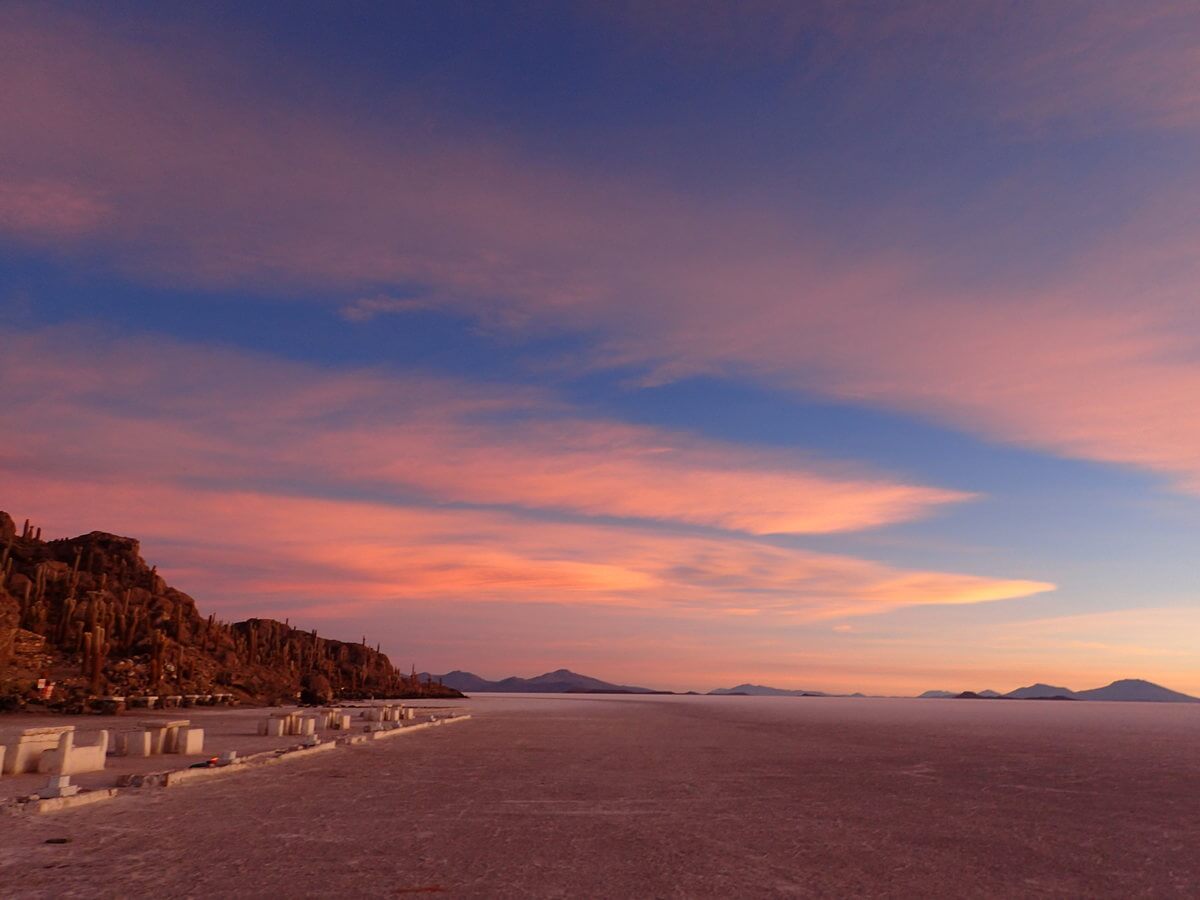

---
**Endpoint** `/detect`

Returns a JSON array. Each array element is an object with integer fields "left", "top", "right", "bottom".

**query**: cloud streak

[
  {"left": 2, "top": 474, "right": 1051, "bottom": 624},
  {"left": 0, "top": 324, "right": 1050, "bottom": 631},
  {"left": 0, "top": 326, "right": 972, "bottom": 536},
  {"left": 4, "top": 4, "right": 1200, "bottom": 500}
]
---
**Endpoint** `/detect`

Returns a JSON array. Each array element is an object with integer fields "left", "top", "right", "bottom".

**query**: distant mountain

[
  {"left": 1074, "top": 679, "right": 1200, "bottom": 703},
  {"left": 1005, "top": 683, "right": 1079, "bottom": 700},
  {"left": 708, "top": 683, "right": 827, "bottom": 696},
  {"left": 421, "top": 668, "right": 661, "bottom": 694},
  {"left": 425, "top": 670, "right": 496, "bottom": 692},
  {"left": 926, "top": 691, "right": 1003, "bottom": 705},
  {"left": 918, "top": 679, "right": 1200, "bottom": 703}
]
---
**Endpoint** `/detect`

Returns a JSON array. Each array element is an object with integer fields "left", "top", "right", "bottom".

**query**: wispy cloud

[
  {"left": 2, "top": 473, "right": 1051, "bottom": 623},
  {"left": 0, "top": 179, "right": 108, "bottom": 236},
  {"left": 339, "top": 295, "right": 438, "bottom": 323},
  {"left": 0, "top": 326, "right": 972, "bottom": 536},
  {"left": 0, "top": 325, "right": 1051, "bottom": 629},
  {"left": 4, "top": 5, "right": 1200, "bottom": 500}
]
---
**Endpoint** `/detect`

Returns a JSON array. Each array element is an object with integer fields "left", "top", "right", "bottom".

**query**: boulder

[{"left": 300, "top": 672, "right": 333, "bottom": 705}]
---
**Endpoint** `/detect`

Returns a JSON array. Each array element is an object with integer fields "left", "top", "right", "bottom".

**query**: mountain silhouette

[
  {"left": 1006, "top": 683, "right": 1078, "bottom": 700},
  {"left": 1073, "top": 678, "right": 1200, "bottom": 703},
  {"left": 708, "top": 683, "right": 827, "bottom": 696},
  {"left": 421, "top": 668, "right": 660, "bottom": 694},
  {"left": 918, "top": 679, "right": 1200, "bottom": 703}
]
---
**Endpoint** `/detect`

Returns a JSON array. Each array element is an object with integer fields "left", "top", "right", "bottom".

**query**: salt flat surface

[{"left": 1, "top": 694, "right": 1198, "bottom": 897}]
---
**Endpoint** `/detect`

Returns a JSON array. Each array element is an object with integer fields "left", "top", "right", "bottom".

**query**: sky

[{"left": 2, "top": 1, "right": 1199, "bottom": 695}]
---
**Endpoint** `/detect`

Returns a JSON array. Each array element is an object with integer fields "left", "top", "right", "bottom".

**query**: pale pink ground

[{"left": 1, "top": 695, "right": 1198, "bottom": 897}]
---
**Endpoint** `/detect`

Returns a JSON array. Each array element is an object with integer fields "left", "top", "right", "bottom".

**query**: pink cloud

[
  {"left": 0, "top": 180, "right": 107, "bottom": 237},
  {"left": 0, "top": 325, "right": 1052, "bottom": 653},
  {"left": 0, "top": 326, "right": 971, "bottom": 535},
  {"left": 0, "top": 5, "right": 660, "bottom": 299},
  {"left": 339, "top": 295, "right": 439, "bottom": 322},
  {"left": 0, "top": 474, "right": 1051, "bottom": 624},
  {"left": 5, "top": 6, "right": 1200, "bottom": 499}
]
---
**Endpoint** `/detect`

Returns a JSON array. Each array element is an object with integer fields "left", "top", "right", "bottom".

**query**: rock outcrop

[{"left": 0, "top": 511, "right": 462, "bottom": 709}]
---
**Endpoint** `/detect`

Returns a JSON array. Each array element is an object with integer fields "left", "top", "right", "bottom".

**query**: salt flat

[{"left": 1, "top": 694, "right": 1197, "bottom": 898}]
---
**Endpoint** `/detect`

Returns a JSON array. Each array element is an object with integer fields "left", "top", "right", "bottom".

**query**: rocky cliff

[{"left": 0, "top": 511, "right": 461, "bottom": 709}]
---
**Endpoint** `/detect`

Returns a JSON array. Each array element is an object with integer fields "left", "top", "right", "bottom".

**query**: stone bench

[
  {"left": 0, "top": 725, "right": 76, "bottom": 775},
  {"left": 88, "top": 696, "right": 127, "bottom": 715},
  {"left": 361, "top": 704, "right": 411, "bottom": 723},
  {"left": 139, "top": 719, "right": 191, "bottom": 754},
  {"left": 115, "top": 722, "right": 203, "bottom": 756},
  {"left": 113, "top": 729, "right": 154, "bottom": 757},
  {"left": 38, "top": 729, "right": 110, "bottom": 776},
  {"left": 176, "top": 726, "right": 205, "bottom": 754},
  {"left": 316, "top": 708, "right": 355, "bottom": 730},
  {"left": 258, "top": 712, "right": 319, "bottom": 737}
]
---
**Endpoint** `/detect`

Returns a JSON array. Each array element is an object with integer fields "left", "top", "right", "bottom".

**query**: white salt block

[{"left": 39, "top": 775, "right": 79, "bottom": 799}]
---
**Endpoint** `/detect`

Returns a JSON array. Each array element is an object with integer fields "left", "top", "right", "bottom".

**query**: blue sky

[{"left": 2, "top": 2, "right": 1198, "bottom": 693}]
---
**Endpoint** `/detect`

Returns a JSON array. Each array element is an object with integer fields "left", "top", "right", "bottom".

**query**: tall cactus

[
  {"left": 150, "top": 628, "right": 164, "bottom": 687},
  {"left": 91, "top": 625, "right": 108, "bottom": 694}
]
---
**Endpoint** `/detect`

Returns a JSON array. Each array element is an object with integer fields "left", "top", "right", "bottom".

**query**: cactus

[
  {"left": 58, "top": 595, "right": 76, "bottom": 644},
  {"left": 20, "top": 581, "right": 32, "bottom": 626},
  {"left": 91, "top": 625, "right": 108, "bottom": 694},
  {"left": 150, "top": 628, "right": 164, "bottom": 687}
]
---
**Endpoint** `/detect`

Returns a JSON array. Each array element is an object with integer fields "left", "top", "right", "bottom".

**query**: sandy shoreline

[{"left": 1, "top": 694, "right": 1198, "bottom": 897}]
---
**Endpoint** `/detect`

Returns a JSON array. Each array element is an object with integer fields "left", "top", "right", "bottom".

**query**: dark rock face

[
  {"left": 300, "top": 672, "right": 333, "bottom": 705},
  {"left": 0, "top": 580, "right": 18, "bottom": 678},
  {"left": 0, "top": 513, "right": 22, "bottom": 679},
  {"left": 0, "top": 510, "right": 463, "bottom": 708}
]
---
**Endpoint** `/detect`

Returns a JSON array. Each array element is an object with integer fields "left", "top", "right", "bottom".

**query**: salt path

[{"left": 1, "top": 693, "right": 1198, "bottom": 897}]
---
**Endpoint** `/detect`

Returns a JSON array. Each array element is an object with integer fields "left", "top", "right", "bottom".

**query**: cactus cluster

[{"left": 0, "top": 512, "right": 458, "bottom": 705}]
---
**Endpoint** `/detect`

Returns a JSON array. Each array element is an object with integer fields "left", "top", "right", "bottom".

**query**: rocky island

[{"left": 0, "top": 511, "right": 462, "bottom": 711}]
